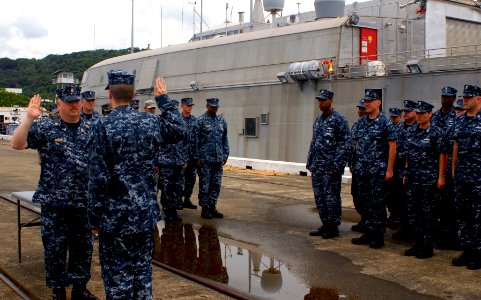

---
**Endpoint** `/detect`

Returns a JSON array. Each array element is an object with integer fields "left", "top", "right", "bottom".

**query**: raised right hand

[{"left": 27, "top": 94, "right": 43, "bottom": 120}]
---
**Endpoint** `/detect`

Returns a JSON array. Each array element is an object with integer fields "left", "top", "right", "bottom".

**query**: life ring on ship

[{"left": 321, "top": 60, "right": 333, "bottom": 75}]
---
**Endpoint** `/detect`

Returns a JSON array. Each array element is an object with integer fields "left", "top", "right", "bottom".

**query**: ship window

[
  {"left": 244, "top": 117, "right": 258, "bottom": 137},
  {"left": 260, "top": 113, "right": 269, "bottom": 125}
]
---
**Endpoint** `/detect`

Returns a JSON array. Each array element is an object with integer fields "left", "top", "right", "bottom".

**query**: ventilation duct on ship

[{"left": 314, "top": 0, "right": 346, "bottom": 19}]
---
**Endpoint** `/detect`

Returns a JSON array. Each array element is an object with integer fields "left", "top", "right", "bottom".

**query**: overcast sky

[{"left": 0, "top": 0, "right": 360, "bottom": 59}]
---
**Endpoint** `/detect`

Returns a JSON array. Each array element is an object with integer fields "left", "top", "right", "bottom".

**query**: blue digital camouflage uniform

[
  {"left": 430, "top": 88, "right": 459, "bottom": 246},
  {"left": 181, "top": 113, "right": 198, "bottom": 200},
  {"left": 157, "top": 112, "right": 188, "bottom": 211},
  {"left": 453, "top": 109, "right": 481, "bottom": 252},
  {"left": 386, "top": 117, "right": 405, "bottom": 227},
  {"left": 354, "top": 112, "right": 397, "bottom": 235},
  {"left": 349, "top": 118, "right": 364, "bottom": 219},
  {"left": 27, "top": 116, "right": 94, "bottom": 289},
  {"left": 307, "top": 109, "right": 350, "bottom": 227},
  {"left": 195, "top": 109, "right": 229, "bottom": 208},
  {"left": 81, "top": 110, "right": 102, "bottom": 126},
  {"left": 401, "top": 121, "right": 445, "bottom": 248},
  {"left": 88, "top": 85, "right": 185, "bottom": 300}
]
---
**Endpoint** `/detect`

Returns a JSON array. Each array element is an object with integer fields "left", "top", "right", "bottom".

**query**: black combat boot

[
  {"left": 52, "top": 288, "right": 66, "bottom": 300},
  {"left": 71, "top": 284, "right": 99, "bottom": 300},
  {"left": 415, "top": 242, "right": 434, "bottom": 259},
  {"left": 452, "top": 250, "right": 472, "bottom": 267},
  {"left": 201, "top": 207, "right": 213, "bottom": 219},
  {"left": 183, "top": 197, "right": 197, "bottom": 209},
  {"left": 163, "top": 208, "right": 182, "bottom": 222},
  {"left": 351, "top": 222, "right": 366, "bottom": 233},
  {"left": 309, "top": 225, "right": 327, "bottom": 236},
  {"left": 321, "top": 224, "right": 339, "bottom": 239},
  {"left": 209, "top": 206, "right": 224, "bottom": 218},
  {"left": 351, "top": 233, "right": 371, "bottom": 245},
  {"left": 467, "top": 250, "right": 481, "bottom": 270},
  {"left": 369, "top": 232, "right": 385, "bottom": 249}
]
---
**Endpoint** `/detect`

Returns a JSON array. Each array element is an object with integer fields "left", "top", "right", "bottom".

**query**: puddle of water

[{"left": 153, "top": 221, "right": 314, "bottom": 299}]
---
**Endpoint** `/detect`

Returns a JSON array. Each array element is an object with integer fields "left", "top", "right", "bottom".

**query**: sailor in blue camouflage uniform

[
  {"left": 351, "top": 90, "right": 397, "bottom": 249},
  {"left": 429, "top": 87, "right": 460, "bottom": 249},
  {"left": 179, "top": 97, "right": 198, "bottom": 209},
  {"left": 130, "top": 98, "right": 140, "bottom": 111},
  {"left": 307, "top": 89, "right": 350, "bottom": 239},
  {"left": 451, "top": 84, "right": 481, "bottom": 270},
  {"left": 453, "top": 98, "right": 466, "bottom": 116},
  {"left": 387, "top": 107, "right": 404, "bottom": 228},
  {"left": 401, "top": 101, "right": 447, "bottom": 259},
  {"left": 11, "top": 86, "right": 98, "bottom": 300},
  {"left": 88, "top": 71, "right": 185, "bottom": 299},
  {"left": 157, "top": 99, "right": 188, "bottom": 222},
  {"left": 80, "top": 91, "right": 101, "bottom": 126},
  {"left": 195, "top": 98, "right": 229, "bottom": 219},
  {"left": 350, "top": 99, "right": 368, "bottom": 233},
  {"left": 391, "top": 100, "right": 418, "bottom": 241}
]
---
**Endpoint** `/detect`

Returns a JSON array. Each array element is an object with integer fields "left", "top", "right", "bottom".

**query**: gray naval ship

[{"left": 81, "top": 0, "right": 481, "bottom": 165}]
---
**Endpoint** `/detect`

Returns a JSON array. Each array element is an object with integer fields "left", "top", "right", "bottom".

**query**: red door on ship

[{"left": 360, "top": 28, "right": 378, "bottom": 64}]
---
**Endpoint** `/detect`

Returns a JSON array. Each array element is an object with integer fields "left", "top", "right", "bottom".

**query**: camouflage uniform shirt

[
  {"left": 195, "top": 113, "right": 229, "bottom": 163},
  {"left": 88, "top": 94, "right": 185, "bottom": 234},
  {"left": 453, "top": 111, "right": 481, "bottom": 183},
  {"left": 27, "top": 117, "right": 92, "bottom": 208},
  {"left": 306, "top": 110, "right": 350, "bottom": 173},
  {"left": 353, "top": 113, "right": 398, "bottom": 176}
]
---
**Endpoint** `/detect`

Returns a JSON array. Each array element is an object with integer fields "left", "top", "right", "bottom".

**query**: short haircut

[{"left": 109, "top": 84, "right": 135, "bottom": 103}]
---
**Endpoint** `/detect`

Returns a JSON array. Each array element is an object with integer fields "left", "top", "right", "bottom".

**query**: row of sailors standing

[
  {"left": 307, "top": 85, "right": 481, "bottom": 270},
  {"left": 141, "top": 97, "right": 229, "bottom": 223}
]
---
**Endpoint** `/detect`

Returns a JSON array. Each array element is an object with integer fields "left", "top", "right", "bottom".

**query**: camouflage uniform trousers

[
  {"left": 198, "top": 162, "right": 223, "bottom": 207},
  {"left": 182, "top": 161, "right": 197, "bottom": 199},
  {"left": 351, "top": 173, "right": 364, "bottom": 219},
  {"left": 386, "top": 173, "right": 405, "bottom": 224},
  {"left": 311, "top": 168, "right": 342, "bottom": 226},
  {"left": 435, "top": 174, "right": 458, "bottom": 238},
  {"left": 158, "top": 165, "right": 184, "bottom": 210},
  {"left": 454, "top": 181, "right": 481, "bottom": 251},
  {"left": 356, "top": 175, "right": 388, "bottom": 234},
  {"left": 40, "top": 206, "right": 93, "bottom": 288},
  {"left": 99, "top": 230, "right": 154, "bottom": 300},
  {"left": 406, "top": 181, "right": 438, "bottom": 246}
]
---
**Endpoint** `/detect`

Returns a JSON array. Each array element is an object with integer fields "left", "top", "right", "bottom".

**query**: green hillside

[{"left": 0, "top": 48, "right": 139, "bottom": 103}]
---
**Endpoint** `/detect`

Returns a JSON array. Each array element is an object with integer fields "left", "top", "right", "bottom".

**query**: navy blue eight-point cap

[
  {"left": 463, "top": 84, "right": 481, "bottom": 97},
  {"left": 315, "top": 89, "right": 334, "bottom": 100},
  {"left": 389, "top": 108, "right": 402, "bottom": 117},
  {"left": 130, "top": 99, "right": 140, "bottom": 108},
  {"left": 105, "top": 70, "right": 135, "bottom": 90},
  {"left": 363, "top": 90, "right": 381, "bottom": 101},
  {"left": 60, "top": 85, "right": 82, "bottom": 102},
  {"left": 403, "top": 100, "right": 417, "bottom": 112},
  {"left": 415, "top": 100, "right": 434, "bottom": 113},
  {"left": 441, "top": 86, "right": 457, "bottom": 97},
  {"left": 181, "top": 98, "right": 194, "bottom": 106},
  {"left": 206, "top": 98, "right": 220, "bottom": 107},
  {"left": 81, "top": 91, "right": 96, "bottom": 100},
  {"left": 454, "top": 98, "right": 464, "bottom": 110},
  {"left": 356, "top": 99, "right": 365, "bottom": 108}
]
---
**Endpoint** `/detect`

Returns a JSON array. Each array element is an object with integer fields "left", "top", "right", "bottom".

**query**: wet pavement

[{"left": 0, "top": 140, "right": 480, "bottom": 299}]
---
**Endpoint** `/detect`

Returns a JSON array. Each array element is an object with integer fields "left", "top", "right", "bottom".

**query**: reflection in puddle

[{"left": 153, "top": 222, "right": 319, "bottom": 299}]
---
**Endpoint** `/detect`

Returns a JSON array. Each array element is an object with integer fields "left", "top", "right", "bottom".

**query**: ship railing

[{"left": 336, "top": 43, "right": 481, "bottom": 78}]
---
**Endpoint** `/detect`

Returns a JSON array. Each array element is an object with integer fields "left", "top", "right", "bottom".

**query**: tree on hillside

[{"left": 0, "top": 89, "right": 30, "bottom": 107}]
